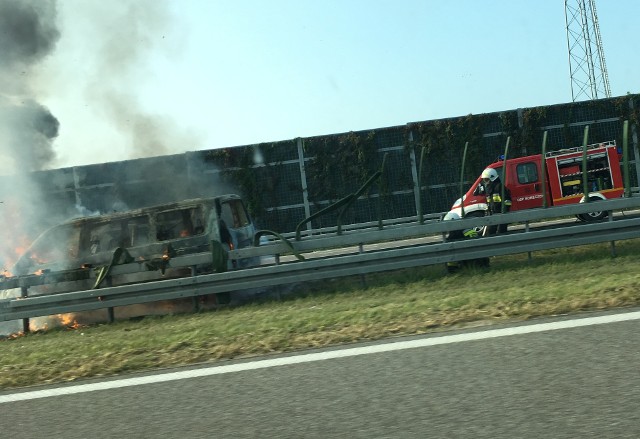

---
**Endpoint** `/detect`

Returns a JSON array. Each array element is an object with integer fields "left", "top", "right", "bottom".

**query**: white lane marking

[{"left": 2, "top": 310, "right": 640, "bottom": 404}]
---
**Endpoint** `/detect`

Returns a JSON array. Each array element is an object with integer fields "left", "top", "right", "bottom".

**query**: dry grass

[{"left": 2, "top": 239, "right": 640, "bottom": 389}]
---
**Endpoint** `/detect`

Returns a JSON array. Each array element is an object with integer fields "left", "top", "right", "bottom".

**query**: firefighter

[
  {"left": 443, "top": 212, "right": 489, "bottom": 273},
  {"left": 481, "top": 168, "right": 512, "bottom": 235}
]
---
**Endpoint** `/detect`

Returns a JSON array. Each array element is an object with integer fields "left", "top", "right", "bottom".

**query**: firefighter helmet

[{"left": 481, "top": 168, "right": 499, "bottom": 182}]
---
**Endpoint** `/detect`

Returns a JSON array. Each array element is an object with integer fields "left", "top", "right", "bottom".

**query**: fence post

[
  {"left": 408, "top": 130, "right": 422, "bottom": 220},
  {"left": 297, "top": 138, "right": 312, "bottom": 231},
  {"left": 581, "top": 125, "right": 590, "bottom": 201},
  {"left": 501, "top": 137, "right": 510, "bottom": 214},
  {"left": 623, "top": 120, "right": 631, "bottom": 197},
  {"left": 418, "top": 147, "right": 427, "bottom": 224},
  {"left": 459, "top": 142, "right": 469, "bottom": 218},
  {"left": 541, "top": 131, "right": 548, "bottom": 208}
]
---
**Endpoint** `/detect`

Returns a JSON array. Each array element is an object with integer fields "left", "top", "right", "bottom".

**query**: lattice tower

[{"left": 564, "top": 0, "right": 612, "bottom": 101}]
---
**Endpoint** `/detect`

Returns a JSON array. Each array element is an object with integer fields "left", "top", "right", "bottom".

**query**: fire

[
  {"left": 28, "top": 320, "right": 49, "bottom": 332},
  {"left": 0, "top": 199, "right": 34, "bottom": 268},
  {"left": 26, "top": 314, "right": 82, "bottom": 332},
  {"left": 57, "top": 313, "right": 80, "bottom": 329}
]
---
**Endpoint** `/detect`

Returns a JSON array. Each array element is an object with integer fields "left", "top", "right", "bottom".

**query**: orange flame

[
  {"left": 57, "top": 313, "right": 80, "bottom": 329},
  {"left": 28, "top": 320, "right": 49, "bottom": 332}
]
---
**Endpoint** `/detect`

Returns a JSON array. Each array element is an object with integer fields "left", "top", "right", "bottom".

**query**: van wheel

[
  {"left": 464, "top": 211, "right": 486, "bottom": 233},
  {"left": 577, "top": 197, "right": 608, "bottom": 221}
]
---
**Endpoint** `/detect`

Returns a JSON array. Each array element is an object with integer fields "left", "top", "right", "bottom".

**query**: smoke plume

[
  {"left": 80, "top": 0, "right": 199, "bottom": 160},
  {"left": 0, "top": 0, "right": 62, "bottom": 279},
  {"left": 0, "top": 0, "right": 60, "bottom": 173}
]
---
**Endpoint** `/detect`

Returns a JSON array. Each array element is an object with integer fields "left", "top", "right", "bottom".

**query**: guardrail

[{"left": 2, "top": 196, "right": 640, "bottom": 325}]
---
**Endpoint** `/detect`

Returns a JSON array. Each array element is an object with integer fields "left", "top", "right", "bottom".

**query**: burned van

[{"left": 11, "top": 195, "right": 258, "bottom": 281}]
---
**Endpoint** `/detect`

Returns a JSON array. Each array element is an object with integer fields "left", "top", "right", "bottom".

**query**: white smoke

[{"left": 49, "top": 0, "right": 201, "bottom": 163}]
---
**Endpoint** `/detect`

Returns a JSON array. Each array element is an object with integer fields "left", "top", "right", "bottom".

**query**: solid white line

[{"left": 2, "top": 310, "right": 640, "bottom": 404}]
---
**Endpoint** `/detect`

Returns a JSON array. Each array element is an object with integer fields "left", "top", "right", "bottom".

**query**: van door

[
  {"left": 219, "top": 199, "right": 255, "bottom": 250},
  {"left": 508, "top": 159, "right": 544, "bottom": 211},
  {"left": 219, "top": 198, "right": 257, "bottom": 268}
]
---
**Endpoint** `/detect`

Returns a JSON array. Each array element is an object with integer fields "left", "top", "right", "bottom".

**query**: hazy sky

[{"left": 16, "top": 0, "right": 640, "bottom": 169}]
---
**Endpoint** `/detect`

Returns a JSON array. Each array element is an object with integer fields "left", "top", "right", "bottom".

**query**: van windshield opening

[{"left": 220, "top": 200, "right": 250, "bottom": 229}]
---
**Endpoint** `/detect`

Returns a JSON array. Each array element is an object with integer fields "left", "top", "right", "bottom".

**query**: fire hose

[{"left": 92, "top": 247, "right": 134, "bottom": 289}]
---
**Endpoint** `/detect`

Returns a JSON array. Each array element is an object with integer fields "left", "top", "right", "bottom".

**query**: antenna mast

[{"left": 564, "top": 0, "right": 612, "bottom": 101}]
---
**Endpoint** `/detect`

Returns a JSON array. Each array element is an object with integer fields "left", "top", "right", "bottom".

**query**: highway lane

[{"left": 2, "top": 309, "right": 640, "bottom": 438}]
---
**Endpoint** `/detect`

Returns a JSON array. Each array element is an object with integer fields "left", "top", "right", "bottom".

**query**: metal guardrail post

[
  {"left": 20, "top": 286, "right": 29, "bottom": 333},
  {"left": 358, "top": 243, "right": 367, "bottom": 288},
  {"left": 106, "top": 276, "right": 115, "bottom": 323}
]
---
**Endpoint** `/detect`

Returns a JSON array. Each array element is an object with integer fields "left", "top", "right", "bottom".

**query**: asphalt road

[{"left": 2, "top": 309, "right": 640, "bottom": 438}]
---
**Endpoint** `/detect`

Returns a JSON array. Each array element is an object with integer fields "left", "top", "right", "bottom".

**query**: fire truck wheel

[
  {"left": 578, "top": 211, "right": 607, "bottom": 221},
  {"left": 577, "top": 197, "right": 608, "bottom": 221}
]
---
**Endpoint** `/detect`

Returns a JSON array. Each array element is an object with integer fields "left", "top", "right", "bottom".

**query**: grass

[{"left": 2, "top": 239, "right": 640, "bottom": 389}]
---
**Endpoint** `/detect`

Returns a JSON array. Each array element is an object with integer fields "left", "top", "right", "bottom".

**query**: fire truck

[{"left": 446, "top": 140, "right": 625, "bottom": 223}]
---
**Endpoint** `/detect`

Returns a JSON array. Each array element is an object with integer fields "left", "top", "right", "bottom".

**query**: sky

[{"left": 4, "top": 0, "right": 640, "bottom": 171}]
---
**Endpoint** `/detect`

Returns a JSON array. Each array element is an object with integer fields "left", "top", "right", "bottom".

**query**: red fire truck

[{"left": 446, "top": 140, "right": 624, "bottom": 223}]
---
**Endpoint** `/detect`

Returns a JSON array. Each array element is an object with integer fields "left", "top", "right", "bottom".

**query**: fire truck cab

[{"left": 447, "top": 140, "right": 624, "bottom": 223}]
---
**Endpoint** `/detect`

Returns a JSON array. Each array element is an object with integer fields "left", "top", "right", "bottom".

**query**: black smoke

[
  {"left": 0, "top": 97, "right": 59, "bottom": 172},
  {"left": 0, "top": 0, "right": 60, "bottom": 173},
  {"left": 0, "top": 1, "right": 60, "bottom": 69}
]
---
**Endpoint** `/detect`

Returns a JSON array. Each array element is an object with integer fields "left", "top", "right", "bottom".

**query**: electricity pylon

[{"left": 564, "top": 0, "right": 611, "bottom": 101}]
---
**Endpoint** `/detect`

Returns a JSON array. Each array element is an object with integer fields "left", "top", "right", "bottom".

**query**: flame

[
  {"left": 0, "top": 199, "right": 34, "bottom": 268},
  {"left": 26, "top": 314, "right": 82, "bottom": 332},
  {"left": 57, "top": 313, "right": 80, "bottom": 329},
  {"left": 28, "top": 320, "right": 49, "bottom": 332}
]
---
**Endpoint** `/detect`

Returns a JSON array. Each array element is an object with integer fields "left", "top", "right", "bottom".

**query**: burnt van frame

[{"left": 11, "top": 195, "right": 257, "bottom": 280}]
